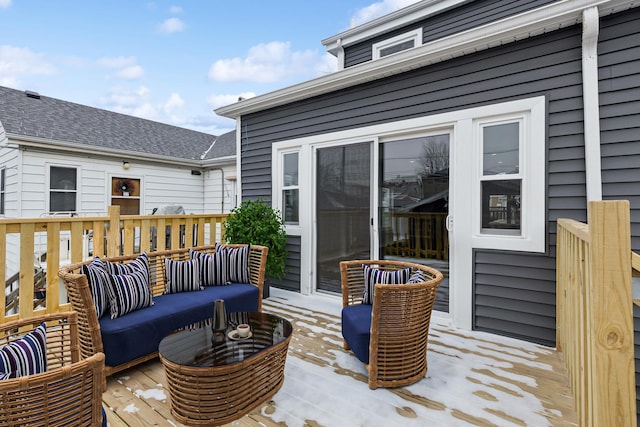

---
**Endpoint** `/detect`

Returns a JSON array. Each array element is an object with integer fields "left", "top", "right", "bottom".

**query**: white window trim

[
  {"left": 273, "top": 147, "right": 303, "bottom": 235},
  {"left": 281, "top": 151, "right": 300, "bottom": 226},
  {"left": 373, "top": 28, "right": 422, "bottom": 60},
  {"left": 46, "top": 164, "right": 79, "bottom": 214},
  {"left": 469, "top": 103, "right": 546, "bottom": 253}
]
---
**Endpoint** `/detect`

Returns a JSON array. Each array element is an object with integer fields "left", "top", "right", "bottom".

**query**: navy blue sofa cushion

[
  {"left": 341, "top": 304, "right": 372, "bottom": 364},
  {"left": 99, "top": 283, "right": 258, "bottom": 367}
]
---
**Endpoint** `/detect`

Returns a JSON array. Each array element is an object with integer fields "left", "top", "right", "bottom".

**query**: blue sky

[{"left": 0, "top": 0, "right": 420, "bottom": 135}]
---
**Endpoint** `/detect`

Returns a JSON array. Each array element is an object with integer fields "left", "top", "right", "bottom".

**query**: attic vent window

[
  {"left": 25, "top": 90, "right": 41, "bottom": 99},
  {"left": 373, "top": 28, "right": 422, "bottom": 60}
]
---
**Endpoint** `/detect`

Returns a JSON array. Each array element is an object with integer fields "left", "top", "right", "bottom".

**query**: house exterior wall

[
  {"left": 598, "top": 9, "right": 640, "bottom": 252},
  {"left": 14, "top": 147, "right": 212, "bottom": 217},
  {"left": 203, "top": 165, "right": 237, "bottom": 214},
  {"left": 239, "top": 23, "right": 588, "bottom": 346},
  {"left": 344, "top": 0, "right": 557, "bottom": 68}
]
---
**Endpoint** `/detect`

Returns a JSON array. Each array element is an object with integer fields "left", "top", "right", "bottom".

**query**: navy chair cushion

[
  {"left": 102, "top": 406, "right": 108, "bottom": 427},
  {"left": 341, "top": 304, "right": 373, "bottom": 364},
  {"left": 99, "top": 283, "right": 259, "bottom": 367}
]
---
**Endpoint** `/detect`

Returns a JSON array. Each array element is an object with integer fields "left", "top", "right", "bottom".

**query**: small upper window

[{"left": 373, "top": 28, "right": 422, "bottom": 60}]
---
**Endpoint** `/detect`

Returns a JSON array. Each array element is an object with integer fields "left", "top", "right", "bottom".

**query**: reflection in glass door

[
  {"left": 379, "top": 134, "right": 450, "bottom": 312},
  {"left": 316, "top": 143, "right": 371, "bottom": 293}
]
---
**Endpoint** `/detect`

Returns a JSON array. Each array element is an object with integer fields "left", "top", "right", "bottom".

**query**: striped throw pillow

[
  {"left": 82, "top": 257, "right": 110, "bottom": 318},
  {"left": 216, "top": 244, "right": 251, "bottom": 284},
  {"left": 105, "top": 269, "right": 154, "bottom": 319},
  {"left": 407, "top": 270, "right": 427, "bottom": 283},
  {"left": 164, "top": 258, "right": 202, "bottom": 293},
  {"left": 362, "top": 265, "right": 411, "bottom": 305},
  {"left": 105, "top": 252, "right": 149, "bottom": 276},
  {"left": 189, "top": 249, "right": 228, "bottom": 286},
  {"left": 0, "top": 322, "right": 47, "bottom": 379}
]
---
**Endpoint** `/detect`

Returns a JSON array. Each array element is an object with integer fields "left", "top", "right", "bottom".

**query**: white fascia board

[
  {"left": 322, "top": 0, "right": 467, "bottom": 55},
  {"left": 7, "top": 133, "right": 202, "bottom": 167},
  {"left": 201, "top": 155, "right": 236, "bottom": 168},
  {"left": 215, "top": 0, "right": 638, "bottom": 119}
]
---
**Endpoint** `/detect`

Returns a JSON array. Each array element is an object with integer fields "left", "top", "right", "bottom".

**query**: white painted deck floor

[{"left": 103, "top": 288, "right": 577, "bottom": 426}]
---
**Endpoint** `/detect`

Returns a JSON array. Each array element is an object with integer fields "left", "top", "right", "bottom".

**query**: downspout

[{"left": 582, "top": 7, "right": 603, "bottom": 205}]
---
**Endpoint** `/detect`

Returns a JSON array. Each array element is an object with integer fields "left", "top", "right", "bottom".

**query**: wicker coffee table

[{"left": 159, "top": 312, "right": 293, "bottom": 426}]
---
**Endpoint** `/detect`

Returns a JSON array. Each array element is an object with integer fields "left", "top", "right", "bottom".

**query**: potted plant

[{"left": 223, "top": 198, "right": 287, "bottom": 298}]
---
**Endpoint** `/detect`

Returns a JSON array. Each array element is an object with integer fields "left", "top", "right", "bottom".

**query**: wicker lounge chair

[
  {"left": 0, "top": 311, "right": 105, "bottom": 426},
  {"left": 340, "top": 259, "right": 443, "bottom": 389}
]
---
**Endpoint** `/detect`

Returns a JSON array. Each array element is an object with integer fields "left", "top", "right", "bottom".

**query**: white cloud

[
  {"left": 158, "top": 17, "right": 184, "bottom": 34},
  {"left": 115, "top": 65, "right": 144, "bottom": 80},
  {"left": 0, "top": 0, "right": 11, "bottom": 8},
  {"left": 206, "top": 92, "right": 256, "bottom": 110},
  {"left": 0, "top": 45, "right": 55, "bottom": 87},
  {"left": 350, "top": 0, "right": 422, "bottom": 27},
  {"left": 97, "top": 56, "right": 136, "bottom": 68},
  {"left": 208, "top": 41, "right": 330, "bottom": 83},
  {"left": 169, "top": 6, "right": 182, "bottom": 14}
]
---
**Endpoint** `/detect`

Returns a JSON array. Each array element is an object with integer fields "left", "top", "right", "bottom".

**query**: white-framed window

[
  {"left": 282, "top": 151, "right": 299, "bottom": 224},
  {"left": 479, "top": 119, "right": 522, "bottom": 236},
  {"left": 373, "top": 28, "right": 422, "bottom": 60},
  {"left": 469, "top": 100, "right": 546, "bottom": 253},
  {"left": 0, "top": 167, "right": 5, "bottom": 215},
  {"left": 49, "top": 166, "right": 77, "bottom": 213}
]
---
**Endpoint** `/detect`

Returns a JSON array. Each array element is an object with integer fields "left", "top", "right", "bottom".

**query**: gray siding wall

[
  {"left": 598, "top": 9, "right": 640, "bottom": 252},
  {"left": 269, "top": 236, "right": 301, "bottom": 292},
  {"left": 241, "top": 24, "right": 585, "bottom": 345},
  {"left": 344, "top": 0, "right": 557, "bottom": 68},
  {"left": 597, "top": 9, "right": 640, "bottom": 422}
]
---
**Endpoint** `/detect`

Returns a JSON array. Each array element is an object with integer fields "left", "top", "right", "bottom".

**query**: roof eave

[
  {"left": 215, "top": 0, "right": 637, "bottom": 119},
  {"left": 7, "top": 133, "right": 203, "bottom": 167}
]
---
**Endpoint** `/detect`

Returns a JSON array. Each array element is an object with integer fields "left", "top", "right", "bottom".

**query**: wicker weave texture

[
  {"left": 340, "top": 259, "right": 443, "bottom": 389},
  {"left": 0, "top": 312, "right": 105, "bottom": 427},
  {"left": 57, "top": 244, "right": 268, "bottom": 377},
  {"left": 160, "top": 333, "right": 291, "bottom": 426}
]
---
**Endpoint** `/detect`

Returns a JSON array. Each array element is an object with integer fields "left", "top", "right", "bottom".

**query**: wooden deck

[{"left": 102, "top": 289, "right": 577, "bottom": 426}]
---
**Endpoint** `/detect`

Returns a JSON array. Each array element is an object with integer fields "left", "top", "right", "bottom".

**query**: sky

[{"left": 0, "top": 0, "right": 421, "bottom": 136}]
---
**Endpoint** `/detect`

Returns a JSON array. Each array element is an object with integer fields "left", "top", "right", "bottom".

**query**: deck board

[{"left": 103, "top": 289, "right": 577, "bottom": 426}]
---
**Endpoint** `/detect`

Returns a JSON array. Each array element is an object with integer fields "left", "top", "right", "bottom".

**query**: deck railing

[
  {"left": 1, "top": 206, "right": 228, "bottom": 323},
  {"left": 556, "top": 200, "right": 637, "bottom": 427}
]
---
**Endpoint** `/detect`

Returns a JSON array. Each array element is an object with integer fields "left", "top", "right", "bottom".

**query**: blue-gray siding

[
  {"left": 240, "top": 8, "right": 640, "bottom": 349},
  {"left": 344, "top": 0, "right": 557, "bottom": 68},
  {"left": 241, "top": 24, "right": 584, "bottom": 345},
  {"left": 597, "top": 9, "right": 640, "bottom": 422},
  {"left": 269, "top": 236, "right": 301, "bottom": 292}
]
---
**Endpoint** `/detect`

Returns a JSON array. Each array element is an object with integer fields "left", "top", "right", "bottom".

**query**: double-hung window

[
  {"left": 49, "top": 166, "right": 77, "bottom": 213},
  {"left": 282, "top": 152, "right": 299, "bottom": 224}
]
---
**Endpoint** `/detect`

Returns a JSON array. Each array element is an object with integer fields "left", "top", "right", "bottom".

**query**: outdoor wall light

[{"left": 123, "top": 161, "right": 131, "bottom": 170}]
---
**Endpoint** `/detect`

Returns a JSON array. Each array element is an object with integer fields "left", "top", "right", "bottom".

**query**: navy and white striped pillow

[
  {"left": 105, "top": 269, "right": 154, "bottom": 319},
  {"left": 0, "top": 322, "right": 47, "bottom": 379},
  {"left": 216, "top": 244, "right": 251, "bottom": 284},
  {"left": 82, "top": 257, "right": 109, "bottom": 318},
  {"left": 164, "top": 258, "right": 202, "bottom": 294},
  {"left": 407, "top": 270, "right": 427, "bottom": 283},
  {"left": 189, "top": 249, "right": 228, "bottom": 286},
  {"left": 362, "top": 265, "right": 411, "bottom": 305},
  {"left": 105, "top": 252, "right": 149, "bottom": 276}
]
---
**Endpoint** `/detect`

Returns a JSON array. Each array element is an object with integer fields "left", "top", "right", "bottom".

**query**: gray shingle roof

[
  {"left": 203, "top": 129, "right": 236, "bottom": 160},
  {"left": 0, "top": 85, "right": 233, "bottom": 161}
]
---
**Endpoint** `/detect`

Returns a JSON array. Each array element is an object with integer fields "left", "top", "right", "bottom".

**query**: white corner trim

[
  {"left": 216, "top": 0, "right": 637, "bottom": 119},
  {"left": 582, "top": 6, "right": 603, "bottom": 203}
]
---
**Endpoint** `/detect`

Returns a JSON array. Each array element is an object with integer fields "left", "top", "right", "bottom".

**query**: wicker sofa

[
  {"left": 340, "top": 259, "right": 443, "bottom": 389},
  {"left": 57, "top": 244, "right": 268, "bottom": 377}
]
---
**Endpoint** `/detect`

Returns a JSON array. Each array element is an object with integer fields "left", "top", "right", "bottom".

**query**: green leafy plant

[{"left": 223, "top": 198, "right": 287, "bottom": 280}]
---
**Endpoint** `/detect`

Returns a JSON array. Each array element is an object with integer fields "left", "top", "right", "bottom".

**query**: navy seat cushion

[
  {"left": 99, "top": 283, "right": 259, "bottom": 367},
  {"left": 341, "top": 304, "right": 372, "bottom": 364}
]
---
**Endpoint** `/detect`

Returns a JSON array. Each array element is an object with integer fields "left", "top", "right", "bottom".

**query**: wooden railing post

[
  {"left": 107, "top": 205, "right": 121, "bottom": 257},
  {"left": 587, "top": 200, "right": 635, "bottom": 426}
]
